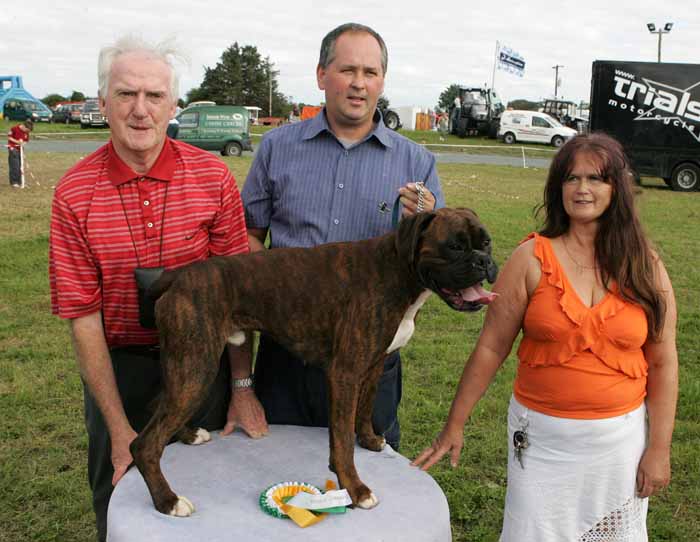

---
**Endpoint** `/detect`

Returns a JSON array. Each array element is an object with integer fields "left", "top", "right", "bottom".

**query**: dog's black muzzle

[
  {"left": 422, "top": 250, "right": 498, "bottom": 290},
  {"left": 417, "top": 249, "right": 499, "bottom": 312}
]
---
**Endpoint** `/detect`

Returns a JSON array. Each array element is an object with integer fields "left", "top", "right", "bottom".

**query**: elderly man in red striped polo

[{"left": 48, "top": 35, "right": 268, "bottom": 542}]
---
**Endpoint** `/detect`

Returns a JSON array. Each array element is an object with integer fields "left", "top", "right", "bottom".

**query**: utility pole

[
  {"left": 647, "top": 23, "right": 673, "bottom": 63},
  {"left": 552, "top": 65, "right": 564, "bottom": 100}
]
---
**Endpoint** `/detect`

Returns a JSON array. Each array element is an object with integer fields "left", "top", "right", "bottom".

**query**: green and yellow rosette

[{"left": 259, "top": 481, "right": 325, "bottom": 527}]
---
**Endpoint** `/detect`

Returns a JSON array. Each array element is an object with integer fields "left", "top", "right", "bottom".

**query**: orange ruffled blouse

[{"left": 514, "top": 233, "right": 648, "bottom": 419}]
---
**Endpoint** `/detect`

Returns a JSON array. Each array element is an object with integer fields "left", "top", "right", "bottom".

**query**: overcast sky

[{"left": 3, "top": 0, "right": 698, "bottom": 110}]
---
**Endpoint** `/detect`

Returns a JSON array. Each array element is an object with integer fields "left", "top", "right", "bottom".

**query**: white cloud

[{"left": 5, "top": 0, "right": 698, "bottom": 109}]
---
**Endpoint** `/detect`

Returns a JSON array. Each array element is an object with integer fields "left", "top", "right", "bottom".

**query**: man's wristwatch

[{"left": 232, "top": 376, "right": 254, "bottom": 389}]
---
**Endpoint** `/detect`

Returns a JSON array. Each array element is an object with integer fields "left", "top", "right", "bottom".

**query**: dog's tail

[{"left": 148, "top": 269, "right": 179, "bottom": 301}]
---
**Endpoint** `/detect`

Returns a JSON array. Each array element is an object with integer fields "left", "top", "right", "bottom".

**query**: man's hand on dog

[
  {"left": 111, "top": 427, "right": 138, "bottom": 485},
  {"left": 222, "top": 388, "right": 269, "bottom": 439},
  {"left": 399, "top": 182, "right": 436, "bottom": 217}
]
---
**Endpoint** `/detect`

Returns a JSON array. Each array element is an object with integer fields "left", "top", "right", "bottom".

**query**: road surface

[{"left": 8, "top": 140, "right": 553, "bottom": 169}]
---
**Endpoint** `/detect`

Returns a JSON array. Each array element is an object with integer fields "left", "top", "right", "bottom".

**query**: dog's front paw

[
  {"left": 347, "top": 482, "right": 379, "bottom": 510},
  {"left": 178, "top": 427, "right": 211, "bottom": 445},
  {"left": 358, "top": 434, "right": 386, "bottom": 452},
  {"left": 169, "top": 495, "right": 195, "bottom": 517},
  {"left": 191, "top": 428, "right": 211, "bottom": 445}
]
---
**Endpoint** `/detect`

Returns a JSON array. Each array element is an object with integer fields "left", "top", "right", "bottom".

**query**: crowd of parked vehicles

[{"left": 6, "top": 60, "right": 698, "bottom": 192}]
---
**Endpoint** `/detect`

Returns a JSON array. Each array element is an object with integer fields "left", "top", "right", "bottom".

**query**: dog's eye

[{"left": 448, "top": 242, "right": 465, "bottom": 251}]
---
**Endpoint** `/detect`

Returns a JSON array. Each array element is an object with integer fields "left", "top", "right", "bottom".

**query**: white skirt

[{"left": 500, "top": 396, "right": 648, "bottom": 542}]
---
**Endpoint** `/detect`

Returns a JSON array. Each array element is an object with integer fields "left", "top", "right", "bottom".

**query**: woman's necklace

[{"left": 562, "top": 235, "right": 598, "bottom": 272}]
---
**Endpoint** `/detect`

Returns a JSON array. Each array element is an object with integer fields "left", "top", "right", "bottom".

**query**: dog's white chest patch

[{"left": 386, "top": 290, "right": 432, "bottom": 354}]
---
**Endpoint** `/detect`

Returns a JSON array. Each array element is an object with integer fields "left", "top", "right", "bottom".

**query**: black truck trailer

[{"left": 590, "top": 60, "right": 700, "bottom": 192}]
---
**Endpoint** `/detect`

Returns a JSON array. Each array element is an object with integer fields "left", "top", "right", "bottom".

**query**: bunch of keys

[{"left": 513, "top": 427, "right": 529, "bottom": 469}]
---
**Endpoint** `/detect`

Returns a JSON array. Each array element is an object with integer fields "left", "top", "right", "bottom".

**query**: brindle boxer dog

[{"left": 132, "top": 207, "right": 498, "bottom": 517}]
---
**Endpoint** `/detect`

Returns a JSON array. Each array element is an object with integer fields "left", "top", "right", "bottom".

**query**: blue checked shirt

[{"left": 242, "top": 110, "right": 444, "bottom": 248}]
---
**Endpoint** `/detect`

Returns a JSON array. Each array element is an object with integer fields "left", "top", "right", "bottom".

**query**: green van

[
  {"left": 3, "top": 99, "right": 53, "bottom": 123},
  {"left": 173, "top": 105, "right": 253, "bottom": 156}
]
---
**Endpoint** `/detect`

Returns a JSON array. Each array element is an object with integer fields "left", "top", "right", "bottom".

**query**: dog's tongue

[{"left": 460, "top": 284, "right": 498, "bottom": 304}]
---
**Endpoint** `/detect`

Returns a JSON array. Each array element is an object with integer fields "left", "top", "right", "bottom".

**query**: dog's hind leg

[
  {"left": 327, "top": 366, "right": 379, "bottom": 510},
  {"left": 146, "top": 394, "right": 211, "bottom": 445},
  {"left": 131, "top": 401, "right": 194, "bottom": 516},
  {"left": 355, "top": 355, "right": 387, "bottom": 452},
  {"left": 130, "top": 348, "right": 220, "bottom": 517}
]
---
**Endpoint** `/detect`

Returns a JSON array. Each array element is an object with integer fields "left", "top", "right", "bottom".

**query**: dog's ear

[
  {"left": 395, "top": 211, "right": 437, "bottom": 265},
  {"left": 455, "top": 206, "right": 479, "bottom": 218}
]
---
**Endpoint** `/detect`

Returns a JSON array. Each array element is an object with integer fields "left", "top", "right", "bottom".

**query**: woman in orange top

[{"left": 413, "top": 133, "right": 678, "bottom": 541}]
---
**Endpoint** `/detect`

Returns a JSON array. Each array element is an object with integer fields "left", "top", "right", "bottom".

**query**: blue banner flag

[{"left": 498, "top": 44, "right": 525, "bottom": 77}]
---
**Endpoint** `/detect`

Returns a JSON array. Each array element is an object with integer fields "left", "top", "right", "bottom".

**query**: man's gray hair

[
  {"left": 97, "top": 35, "right": 188, "bottom": 100},
  {"left": 319, "top": 23, "right": 388, "bottom": 74}
]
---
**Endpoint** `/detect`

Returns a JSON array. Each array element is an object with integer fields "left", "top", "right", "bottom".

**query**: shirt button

[
  {"left": 147, "top": 222, "right": 154, "bottom": 228},
  {"left": 143, "top": 200, "right": 150, "bottom": 206},
  {"left": 338, "top": 183, "right": 344, "bottom": 189},
  {"left": 333, "top": 219, "right": 340, "bottom": 225}
]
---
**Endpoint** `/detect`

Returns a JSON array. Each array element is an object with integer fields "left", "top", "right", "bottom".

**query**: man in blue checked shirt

[{"left": 239, "top": 22, "right": 445, "bottom": 451}]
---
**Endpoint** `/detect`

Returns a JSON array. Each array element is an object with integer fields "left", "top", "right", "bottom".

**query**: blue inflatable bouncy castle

[{"left": 0, "top": 76, "right": 53, "bottom": 122}]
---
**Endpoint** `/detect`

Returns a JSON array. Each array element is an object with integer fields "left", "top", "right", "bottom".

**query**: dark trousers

[
  {"left": 8, "top": 148, "right": 22, "bottom": 186},
  {"left": 253, "top": 335, "right": 402, "bottom": 450},
  {"left": 83, "top": 346, "right": 231, "bottom": 542}
]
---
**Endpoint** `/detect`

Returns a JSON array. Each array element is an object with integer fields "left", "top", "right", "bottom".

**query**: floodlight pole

[{"left": 647, "top": 23, "right": 673, "bottom": 62}]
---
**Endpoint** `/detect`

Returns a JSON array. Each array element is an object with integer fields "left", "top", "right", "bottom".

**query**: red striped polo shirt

[{"left": 49, "top": 139, "right": 249, "bottom": 347}]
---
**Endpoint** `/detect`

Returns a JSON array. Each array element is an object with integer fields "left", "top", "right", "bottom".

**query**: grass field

[
  {"left": 0, "top": 152, "right": 698, "bottom": 541},
  {"left": 2, "top": 118, "right": 556, "bottom": 157}
]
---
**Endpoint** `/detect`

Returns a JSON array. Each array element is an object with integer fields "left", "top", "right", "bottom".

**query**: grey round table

[{"left": 107, "top": 425, "right": 451, "bottom": 541}]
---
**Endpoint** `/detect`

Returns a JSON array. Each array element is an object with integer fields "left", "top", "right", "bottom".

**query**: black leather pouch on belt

[{"left": 134, "top": 266, "right": 164, "bottom": 329}]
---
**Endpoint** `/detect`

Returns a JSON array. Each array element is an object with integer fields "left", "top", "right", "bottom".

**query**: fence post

[
  {"left": 521, "top": 146, "right": 528, "bottom": 169},
  {"left": 20, "top": 145, "right": 26, "bottom": 188}
]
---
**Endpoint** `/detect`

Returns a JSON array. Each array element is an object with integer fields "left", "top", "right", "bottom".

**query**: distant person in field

[
  {"left": 7, "top": 119, "right": 33, "bottom": 187},
  {"left": 413, "top": 133, "right": 678, "bottom": 541},
  {"left": 48, "top": 35, "right": 267, "bottom": 542}
]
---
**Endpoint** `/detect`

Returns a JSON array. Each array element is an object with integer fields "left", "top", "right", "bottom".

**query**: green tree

[
  {"left": 70, "top": 90, "right": 86, "bottom": 102},
  {"left": 187, "top": 43, "right": 290, "bottom": 116},
  {"left": 42, "top": 93, "right": 66, "bottom": 108},
  {"left": 507, "top": 99, "right": 541, "bottom": 111},
  {"left": 437, "top": 84, "right": 461, "bottom": 111}
]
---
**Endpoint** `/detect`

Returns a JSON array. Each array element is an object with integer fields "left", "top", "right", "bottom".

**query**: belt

[{"left": 110, "top": 344, "right": 161, "bottom": 358}]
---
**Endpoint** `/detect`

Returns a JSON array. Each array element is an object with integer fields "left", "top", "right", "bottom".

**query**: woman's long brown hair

[{"left": 536, "top": 132, "right": 666, "bottom": 340}]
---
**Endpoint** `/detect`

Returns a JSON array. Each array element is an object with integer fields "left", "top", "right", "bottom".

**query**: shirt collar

[
  {"left": 302, "top": 108, "right": 394, "bottom": 149},
  {"left": 107, "top": 139, "right": 177, "bottom": 186}
]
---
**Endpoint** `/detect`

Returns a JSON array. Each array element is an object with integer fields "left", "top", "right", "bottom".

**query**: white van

[{"left": 498, "top": 110, "right": 577, "bottom": 147}]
